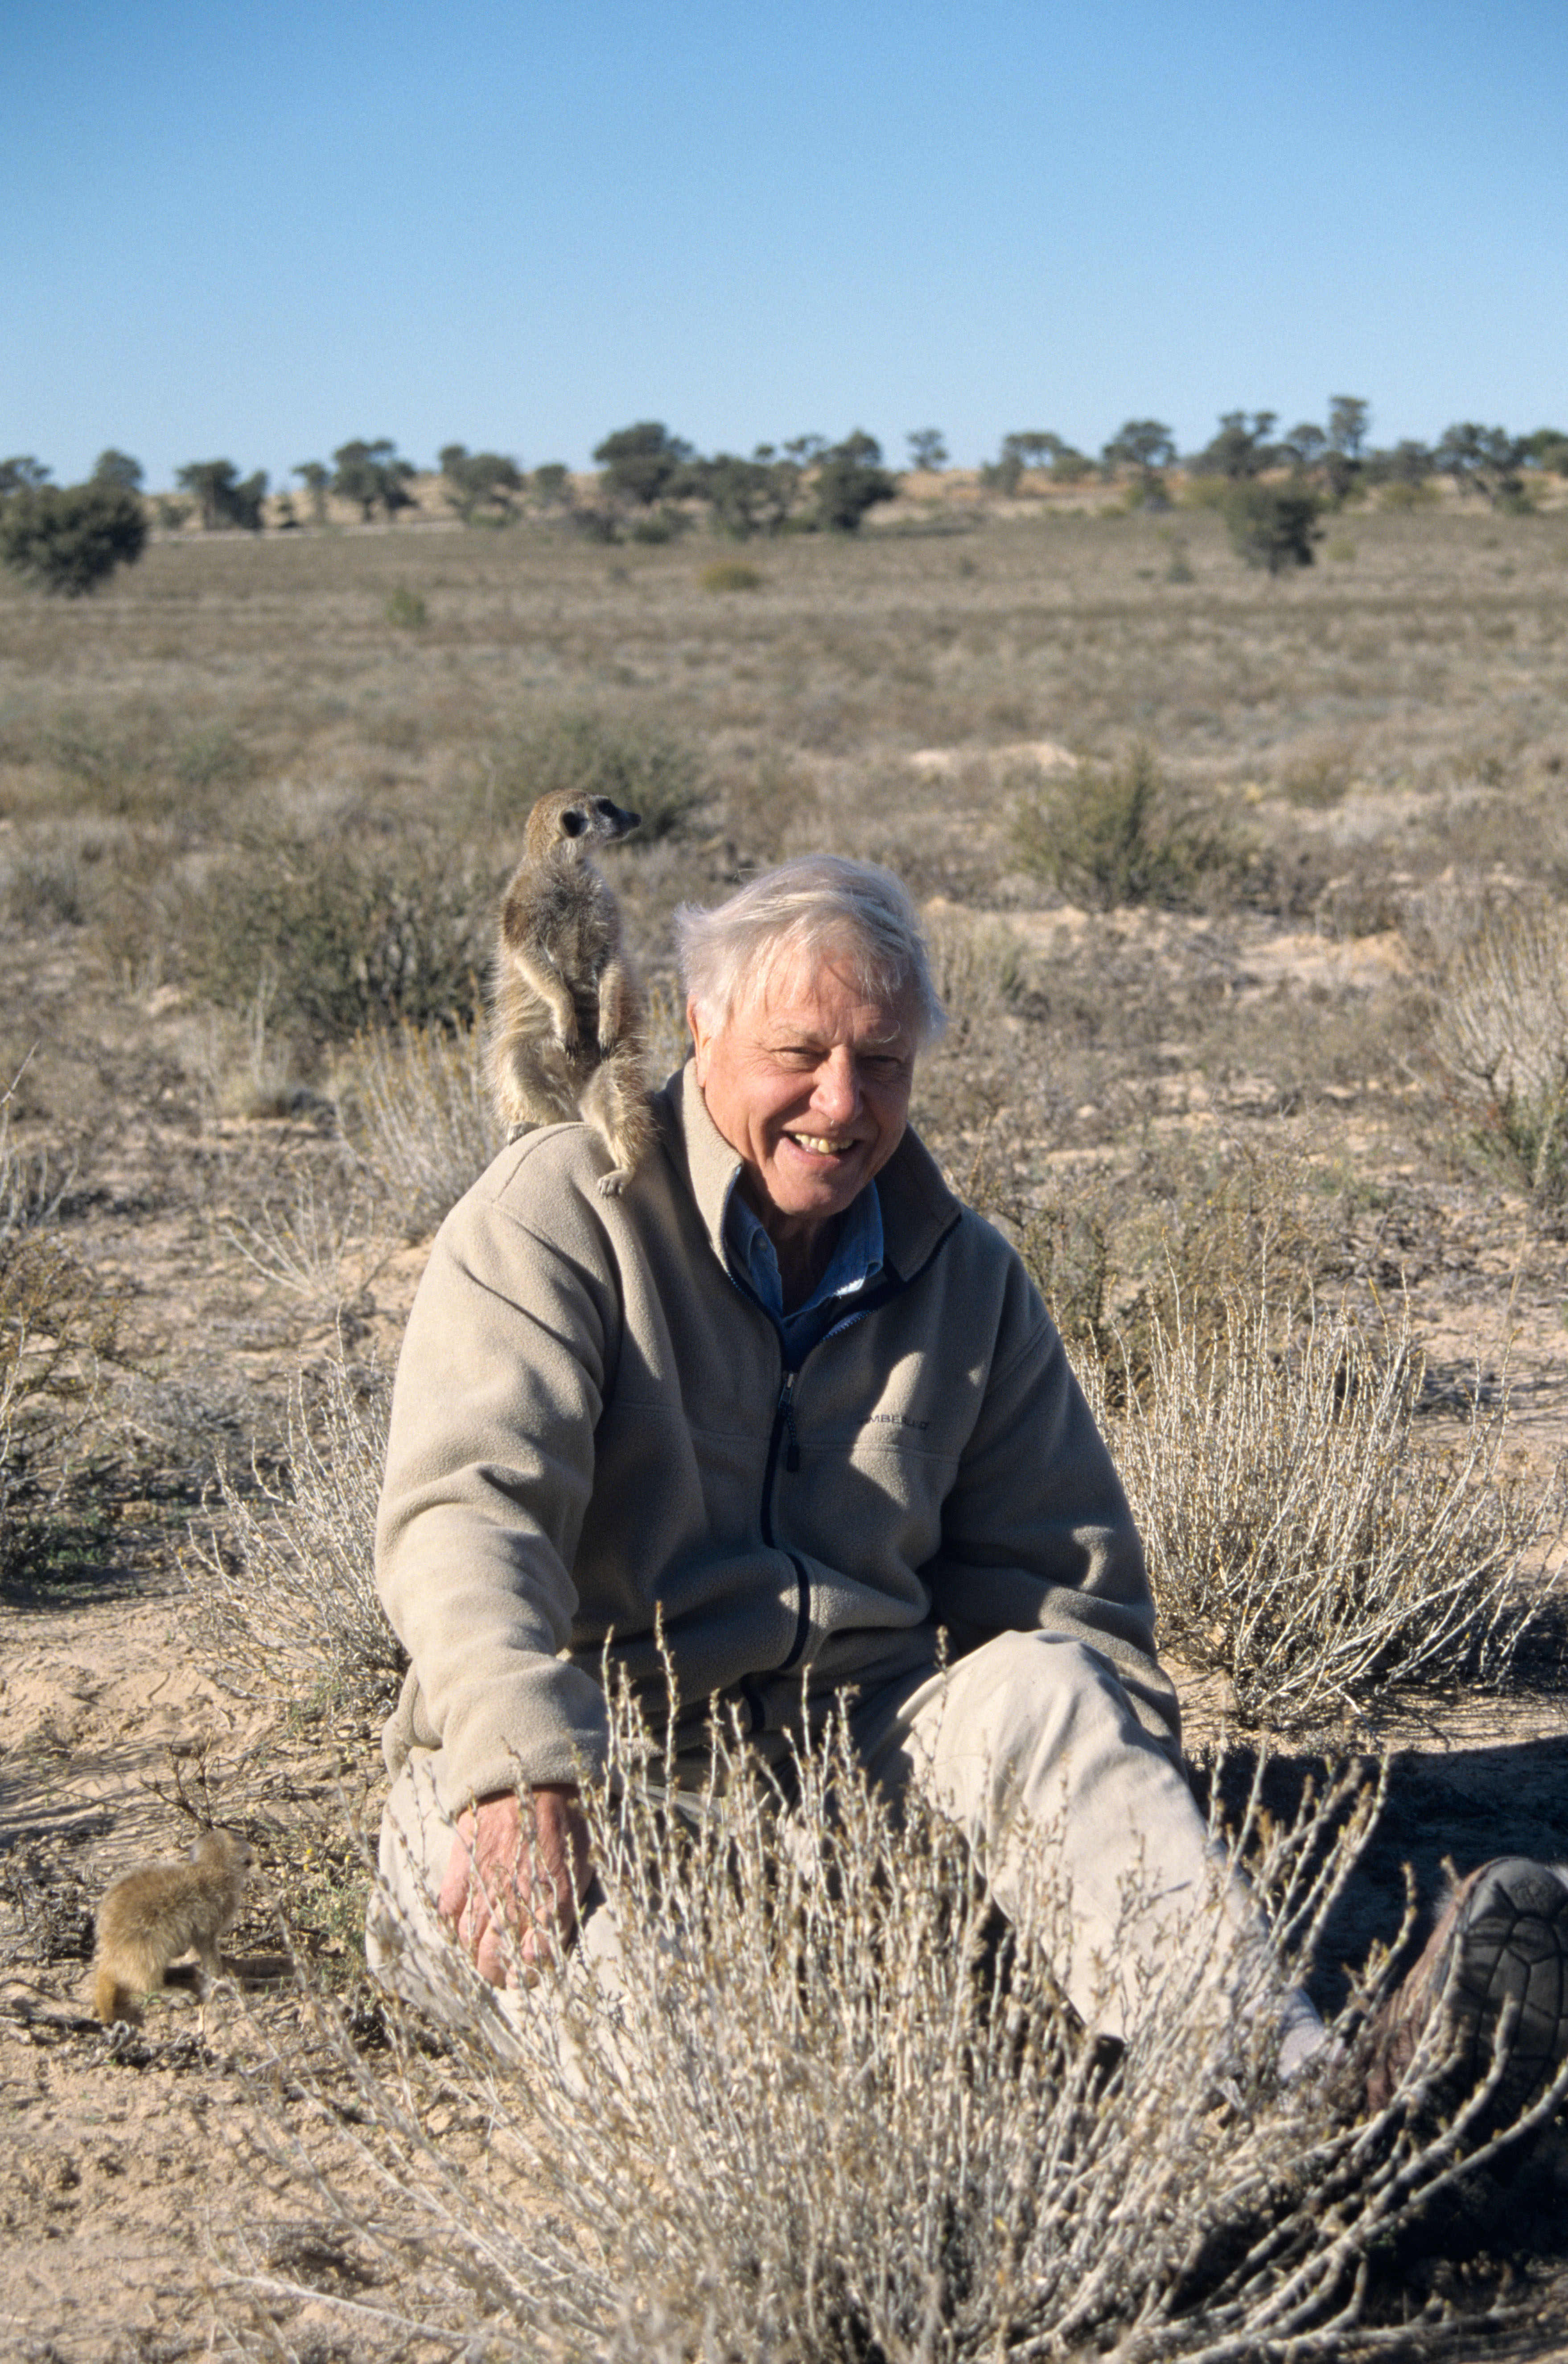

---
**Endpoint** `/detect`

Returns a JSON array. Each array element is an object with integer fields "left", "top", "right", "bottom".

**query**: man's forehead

[{"left": 735, "top": 950, "right": 916, "bottom": 1044}]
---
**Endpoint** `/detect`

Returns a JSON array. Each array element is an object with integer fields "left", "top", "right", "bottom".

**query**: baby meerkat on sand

[
  {"left": 489, "top": 786, "right": 655, "bottom": 1194},
  {"left": 92, "top": 1827, "right": 255, "bottom": 2026}
]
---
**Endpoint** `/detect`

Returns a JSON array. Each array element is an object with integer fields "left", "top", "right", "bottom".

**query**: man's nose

[{"left": 812, "top": 1051, "right": 861, "bottom": 1124}]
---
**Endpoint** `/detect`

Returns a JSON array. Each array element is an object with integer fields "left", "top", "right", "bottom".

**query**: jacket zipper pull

[{"left": 778, "top": 1370, "right": 801, "bottom": 1473}]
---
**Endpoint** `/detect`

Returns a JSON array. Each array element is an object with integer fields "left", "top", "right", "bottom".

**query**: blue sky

[{"left": 4, "top": 0, "right": 1565, "bottom": 489}]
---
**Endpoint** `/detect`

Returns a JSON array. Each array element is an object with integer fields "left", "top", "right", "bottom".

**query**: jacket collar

[{"left": 659, "top": 1060, "right": 963, "bottom": 1284}]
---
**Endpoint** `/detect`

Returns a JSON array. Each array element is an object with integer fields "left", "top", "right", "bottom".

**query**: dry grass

[
  {"left": 1432, "top": 899, "right": 1568, "bottom": 1204},
  {"left": 338, "top": 1019, "right": 500, "bottom": 1241},
  {"left": 1088, "top": 1289, "right": 1563, "bottom": 1728},
  {"left": 230, "top": 1692, "right": 1568, "bottom": 2363},
  {"left": 196, "top": 1358, "right": 403, "bottom": 1710}
]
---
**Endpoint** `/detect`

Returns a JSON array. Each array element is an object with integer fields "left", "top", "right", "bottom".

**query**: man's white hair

[{"left": 675, "top": 855, "right": 947, "bottom": 1044}]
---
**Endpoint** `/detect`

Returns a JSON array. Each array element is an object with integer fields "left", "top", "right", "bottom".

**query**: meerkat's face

[{"left": 530, "top": 790, "right": 642, "bottom": 856}]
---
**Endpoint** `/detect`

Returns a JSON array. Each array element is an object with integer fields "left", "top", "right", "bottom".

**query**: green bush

[
  {"left": 1010, "top": 745, "right": 1247, "bottom": 910},
  {"left": 699, "top": 558, "right": 763, "bottom": 593},
  {"left": 384, "top": 585, "right": 428, "bottom": 628},
  {"left": 486, "top": 707, "right": 704, "bottom": 840},
  {"left": 1379, "top": 480, "right": 1440, "bottom": 512},
  {"left": 179, "top": 826, "right": 497, "bottom": 1046},
  {"left": 1222, "top": 484, "right": 1321, "bottom": 574},
  {"left": 0, "top": 482, "right": 147, "bottom": 597}
]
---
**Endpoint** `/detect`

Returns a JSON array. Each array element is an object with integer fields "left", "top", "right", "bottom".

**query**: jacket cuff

[{"left": 432, "top": 1658, "right": 612, "bottom": 1815}]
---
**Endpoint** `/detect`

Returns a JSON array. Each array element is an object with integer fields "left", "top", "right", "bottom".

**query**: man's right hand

[{"left": 437, "top": 1783, "right": 593, "bottom": 1987}]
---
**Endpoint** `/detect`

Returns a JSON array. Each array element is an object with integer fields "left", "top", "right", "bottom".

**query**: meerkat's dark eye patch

[
  {"left": 560, "top": 808, "right": 589, "bottom": 838},
  {"left": 594, "top": 799, "right": 617, "bottom": 818}
]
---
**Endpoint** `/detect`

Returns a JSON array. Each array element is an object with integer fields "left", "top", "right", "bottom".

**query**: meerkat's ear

[{"left": 560, "top": 807, "right": 589, "bottom": 838}]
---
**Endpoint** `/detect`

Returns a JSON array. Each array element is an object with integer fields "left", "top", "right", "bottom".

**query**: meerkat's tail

[{"left": 93, "top": 1964, "right": 143, "bottom": 2026}]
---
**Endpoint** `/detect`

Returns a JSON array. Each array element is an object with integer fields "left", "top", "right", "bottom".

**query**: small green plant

[
  {"left": 1161, "top": 530, "right": 1194, "bottom": 582},
  {"left": 699, "top": 558, "right": 763, "bottom": 593},
  {"left": 1379, "top": 479, "right": 1440, "bottom": 511},
  {"left": 1010, "top": 743, "right": 1247, "bottom": 911},
  {"left": 384, "top": 584, "right": 428, "bottom": 628},
  {"left": 1324, "top": 535, "right": 1357, "bottom": 562},
  {"left": 1280, "top": 743, "right": 1353, "bottom": 807}
]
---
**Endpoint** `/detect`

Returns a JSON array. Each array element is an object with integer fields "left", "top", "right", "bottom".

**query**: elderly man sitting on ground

[{"left": 369, "top": 853, "right": 1568, "bottom": 2121}]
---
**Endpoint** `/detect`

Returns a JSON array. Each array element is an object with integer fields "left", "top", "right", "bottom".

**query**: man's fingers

[{"left": 437, "top": 1787, "right": 593, "bottom": 1985}]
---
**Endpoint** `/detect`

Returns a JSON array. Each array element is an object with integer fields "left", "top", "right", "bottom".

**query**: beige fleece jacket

[{"left": 375, "top": 1064, "right": 1181, "bottom": 1811}]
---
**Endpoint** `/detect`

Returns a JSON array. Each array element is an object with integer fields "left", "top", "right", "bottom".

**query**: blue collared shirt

[{"left": 723, "top": 1180, "right": 888, "bottom": 1367}]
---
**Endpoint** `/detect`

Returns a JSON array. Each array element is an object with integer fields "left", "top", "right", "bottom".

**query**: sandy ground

[{"left": 5, "top": 928, "right": 1568, "bottom": 2360}]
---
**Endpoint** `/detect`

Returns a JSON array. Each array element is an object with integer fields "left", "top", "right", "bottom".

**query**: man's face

[{"left": 688, "top": 949, "right": 919, "bottom": 1234}]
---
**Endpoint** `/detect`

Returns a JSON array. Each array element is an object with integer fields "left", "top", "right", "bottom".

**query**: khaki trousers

[{"left": 368, "top": 1629, "right": 1322, "bottom": 2062}]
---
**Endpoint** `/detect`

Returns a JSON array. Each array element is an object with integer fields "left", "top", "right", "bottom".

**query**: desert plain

[{"left": 4, "top": 487, "right": 1568, "bottom": 2359}]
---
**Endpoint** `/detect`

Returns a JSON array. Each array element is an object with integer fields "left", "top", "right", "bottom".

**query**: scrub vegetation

[{"left": 5, "top": 493, "right": 1568, "bottom": 2356}]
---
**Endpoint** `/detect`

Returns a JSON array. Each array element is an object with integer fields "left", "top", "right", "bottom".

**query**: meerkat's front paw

[{"left": 596, "top": 1169, "right": 631, "bottom": 1198}]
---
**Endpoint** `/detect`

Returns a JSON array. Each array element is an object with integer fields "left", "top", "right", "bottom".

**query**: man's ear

[{"left": 686, "top": 997, "right": 709, "bottom": 1083}]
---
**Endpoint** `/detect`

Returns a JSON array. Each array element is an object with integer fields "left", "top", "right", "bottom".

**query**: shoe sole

[{"left": 1439, "top": 1857, "right": 1568, "bottom": 2131}]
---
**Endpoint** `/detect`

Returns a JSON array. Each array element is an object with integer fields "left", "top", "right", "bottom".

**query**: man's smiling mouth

[{"left": 787, "top": 1133, "right": 855, "bottom": 1156}]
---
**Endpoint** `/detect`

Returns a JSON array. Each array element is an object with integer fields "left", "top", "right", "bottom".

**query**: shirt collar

[{"left": 722, "top": 1175, "right": 885, "bottom": 1323}]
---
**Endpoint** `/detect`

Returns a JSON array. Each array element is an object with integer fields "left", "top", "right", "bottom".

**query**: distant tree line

[{"left": 3, "top": 403, "right": 1565, "bottom": 594}]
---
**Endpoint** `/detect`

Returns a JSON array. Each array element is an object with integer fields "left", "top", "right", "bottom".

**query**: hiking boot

[{"left": 1361, "top": 1857, "right": 1568, "bottom": 2137}]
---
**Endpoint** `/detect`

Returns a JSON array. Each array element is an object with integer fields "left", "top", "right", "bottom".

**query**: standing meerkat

[
  {"left": 489, "top": 787, "right": 655, "bottom": 1195},
  {"left": 91, "top": 1828, "right": 255, "bottom": 2027}
]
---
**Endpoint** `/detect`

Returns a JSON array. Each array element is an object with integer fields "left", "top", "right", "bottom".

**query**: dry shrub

[
  {"left": 197, "top": 1359, "right": 403, "bottom": 1708},
  {"left": 1085, "top": 1289, "right": 1561, "bottom": 1727},
  {"left": 642, "top": 981, "right": 692, "bottom": 1083},
  {"left": 235, "top": 1695, "right": 1568, "bottom": 2363},
  {"left": 178, "top": 824, "right": 497, "bottom": 1047},
  {"left": 1431, "top": 899, "right": 1568, "bottom": 1203},
  {"left": 1010, "top": 744, "right": 1250, "bottom": 911},
  {"left": 220, "top": 1158, "right": 391, "bottom": 1321},
  {"left": 699, "top": 558, "right": 764, "bottom": 593},
  {"left": 1, "top": 1091, "right": 125, "bottom": 1585},
  {"left": 339, "top": 1021, "right": 500, "bottom": 1241},
  {"left": 969, "top": 1141, "right": 1332, "bottom": 1399},
  {"left": 486, "top": 706, "right": 705, "bottom": 841},
  {"left": 923, "top": 907, "right": 1026, "bottom": 1043}
]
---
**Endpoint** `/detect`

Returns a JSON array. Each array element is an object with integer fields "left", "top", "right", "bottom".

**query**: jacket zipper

[
  {"left": 756, "top": 1271, "right": 920, "bottom": 1678},
  {"left": 760, "top": 1368, "right": 798, "bottom": 1545}
]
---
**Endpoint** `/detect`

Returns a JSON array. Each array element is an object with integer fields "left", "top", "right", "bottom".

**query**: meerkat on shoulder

[
  {"left": 92, "top": 1827, "right": 255, "bottom": 2028},
  {"left": 488, "top": 786, "right": 655, "bottom": 1195}
]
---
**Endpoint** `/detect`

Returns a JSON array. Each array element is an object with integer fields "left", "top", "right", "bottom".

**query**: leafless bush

[
  {"left": 1431, "top": 899, "right": 1568, "bottom": 1202},
  {"left": 924, "top": 907, "right": 1026, "bottom": 1044},
  {"left": 1, "top": 1076, "right": 121, "bottom": 1582},
  {"left": 1085, "top": 1288, "right": 1562, "bottom": 1726},
  {"left": 196, "top": 1359, "right": 403, "bottom": 1708},
  {"left": 0, "top": 1106, "right": 74, "bottom": 1237},
  {"left": 221, "top": 1159, "right": 391, "bottom": 1320},
  {"left": 340, "top": 1021, "right": 500, "bottom": 1241},
  {"left": 231, "top": 1694, "right": 1568, "bottom": 2362}
]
